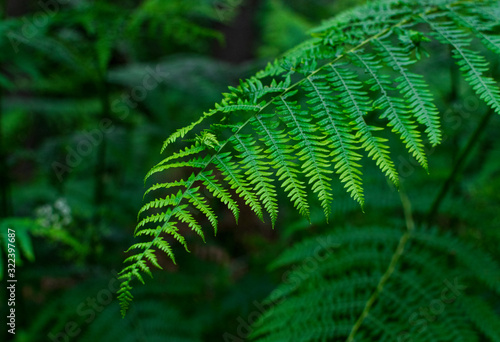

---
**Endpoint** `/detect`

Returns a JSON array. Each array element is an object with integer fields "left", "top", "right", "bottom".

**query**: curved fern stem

[{"left": 346, "top": 188, "right": 415, "bottom": 342}]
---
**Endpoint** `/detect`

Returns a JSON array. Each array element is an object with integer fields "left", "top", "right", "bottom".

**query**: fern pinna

[{"left": 119, "top": 0, "right": 500, "bottom": 315}]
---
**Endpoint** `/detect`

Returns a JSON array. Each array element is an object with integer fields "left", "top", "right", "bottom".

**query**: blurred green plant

[
  {"left": 251, "top": 225, "right": 500, "bottom": 341},
  {"left": 0, "top": 218, "right": 35, "bottom": 279}
]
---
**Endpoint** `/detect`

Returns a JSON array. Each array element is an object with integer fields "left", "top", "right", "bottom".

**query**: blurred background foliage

[{"left": 0, "top": 0, "right": 499, "bottom": 341}]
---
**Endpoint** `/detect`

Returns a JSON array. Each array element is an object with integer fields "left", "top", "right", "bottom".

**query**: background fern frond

[{"left": 251, "top": 226, "right": 500, "bottom": 342}]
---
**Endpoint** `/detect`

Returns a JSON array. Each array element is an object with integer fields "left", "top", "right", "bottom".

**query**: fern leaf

[
  {"left": 137, "top": 192, "right": 179, "bottom": 219},
  {"left": 133, "top": 261, "right": 149, "bottom": 282},
  {"left": 230, "top": 133, "right": 279, "bottom": 226},
  {"left": 151, "top": 236, "right": 178, "bottom": 260},
  {"left": 229, "top": 76, "right": 291, "bottom": 104},
  {"left": 199, "top": 170, "right": 240, "bottom": 222},
  {"left": 447, "top": 5, "right": 500, "bottom": 55},
  {"left": 144, "top": 156, "right": 209, "bottom": 181},
  {"left": 350, "top": 51, "right": 428, "bottom": 170},
  {"left": 161, "top": 116, "right": 205, "bottom": 153},
  {"left": 304, "top": 74, "right": 365, "bottom": 205},
  {"left": 135, "top": 212, "right": 168, "bottom": 232},
  {"left": 213, "top": 153, "right": 264, "bottom": 221},
  {"left": 277, "top": 95, "right": 333, "bottom": 218},
  {"left": 172, "top": 205, "right": 206, "bottom": 242},
  {"left": 151, "top": 145, "right": 207, "bottom": 172},
  {"left": 215, "top": 102, "right": 263, "bottom": 113},
  {"left": 373, "top": 37, "right": 442, "bottom": 146},
  {"left": 252, "top": 113, "right": 310, "bottom": 218},
  {"left": 328, "top": 63, "right": 399, "bottom": 188},
  {"left": 421, "top": 14, "right": 500, "bottom": 114},
  {"left": 184, "top": 187, "right": 218, "bottom": 234},
  {"left": 143, "top": 179, "right": 189, "bottom": 197},
  {"left": 143, "top": 249, "right": 162, "bottom": 269}
]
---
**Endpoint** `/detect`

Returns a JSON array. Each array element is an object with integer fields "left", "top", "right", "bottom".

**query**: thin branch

[
  {"left": 426, "top": 109, "right": 493, "bottom": 225},
  {"left": 346, "top": 187, "right": 414, "bottom": 341}
]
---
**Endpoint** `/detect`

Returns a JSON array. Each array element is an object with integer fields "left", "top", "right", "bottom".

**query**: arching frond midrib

[{"left": 119, "top": 0, "right": 500, "bottom": 317}]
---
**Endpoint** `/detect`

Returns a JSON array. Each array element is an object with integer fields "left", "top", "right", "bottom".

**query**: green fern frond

[
  {"left": 149, "top": 145, "right": 207, "bottom": 178},
  {"left": 251, "top": 226, "right": 500, "bottom": 342},
  {"left": 447, "top": 4, "right": 500, "bottom": 55},
  {"left": 184, "top": 187, "right": 218, "bottom": 233},
  {"left": 214, "top": 152, "right": 265, "bottom": 221},
  {"left": 327, "top": 63, "right": 398, "bottom": 187},
  {"left": 350, "top": 51, "right": 428, "bottom": 170},
  {"left": 137, "top": 192, "right": 179, "bottom": 218},
  {"left": 277, "top": 94, "right": 334, "bottom": 217},
  {"left": 229, "top": 76, "right": 291, "bottom": 104},
  {"left": 160, "top": 115, "right": 207, "bottom": 153},
  {"left": 119, "top": 0, "right": 500, "bottom": 315},
  {"left": 173, "top": 206, "right": 206, "bottom": 242},
  {"left": 144, "top": 156, "right": 210, "bottom": 182},
  {"left": 372, "top": 37, "right": 442, "bottom": 146},
  {"left": 215, "top": 101, "right": 263, "bottom": 113},
  {"left": 231, "top": 133, "right": 279, "bottom": 226},
  {"left": 143, "top": 179, "right": 190, "bottom": 197},
  {"left": 461, "top": 296, "right": 500, "bottom": 341},
  {"left": 421, "top": 13, "right": 500, "bottom": 114},
  {"left": 304, "top": 73, "right": 365, "bottom": 205},
  {"left": 252, "top": 114, "right": 310, "bottom": 218},
  {"left": 199, "top": 170, "right": 240, "bottom": 222}
]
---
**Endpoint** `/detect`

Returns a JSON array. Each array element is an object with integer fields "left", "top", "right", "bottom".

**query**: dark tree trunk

[{"left": 213, "top": 0, "right": 260, "bottom": 63}]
